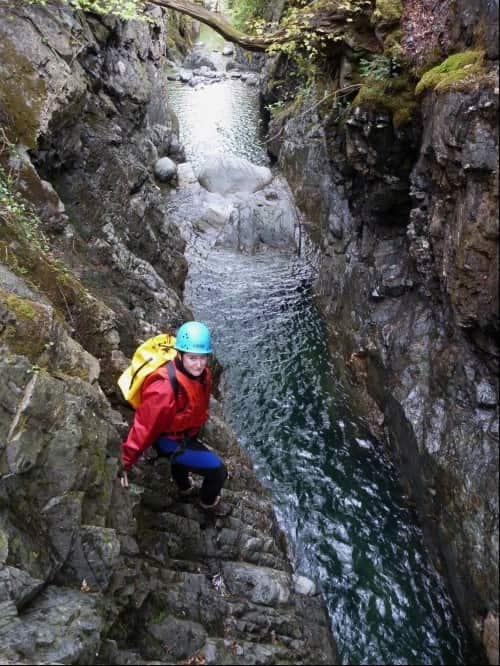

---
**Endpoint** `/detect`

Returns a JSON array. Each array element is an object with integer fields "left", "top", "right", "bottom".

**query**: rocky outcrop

[
  {"left": 0, "top": 330, "right": 336, "bottom": 663},
  {"left": 166, "top": 161, "right": 298, "bottom": 254},
  {"left": 0, "top": 0, "right": 192, "bottom": 395},
  {"left": 261, "top": 0, "right": 498, "bottom": 659},
  {"left": 0, "top": 2, "right": 337, "bottom": 663}
]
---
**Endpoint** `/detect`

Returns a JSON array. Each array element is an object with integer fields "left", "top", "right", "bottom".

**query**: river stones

[{"left": 197, "top": 155, "right": 273, "bottom": 195}]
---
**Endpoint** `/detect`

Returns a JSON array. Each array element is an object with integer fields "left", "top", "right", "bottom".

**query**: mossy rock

[
  {"left": 415, "top": 50, "right": 486, "bottom": 95},
  {"left": 0, "top": 288, "right": 50, "bottom": 360},
  {"left": 0, "top": 36, "right": 46, "bottom": 148},
  {"left": 373, "top": 0, "right": 402, "bottom": 25},
  {"left": 353, "top": 75, "right": 418, "bottom": 127},
  {"left": 268, "top": 90, "right": 305, "bottom": 122},
  {"left": 0, "top": 159, "right": 115, "bottom": 356}
]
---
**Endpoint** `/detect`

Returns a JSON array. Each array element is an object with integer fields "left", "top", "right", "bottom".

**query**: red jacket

[{"left": 121, "top": 362, "right": 211, "bottom": 470}]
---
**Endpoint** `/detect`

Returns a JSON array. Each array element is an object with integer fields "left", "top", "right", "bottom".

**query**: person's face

[{"left": 182, "top": 352, "right": 209, "bottom": 377}]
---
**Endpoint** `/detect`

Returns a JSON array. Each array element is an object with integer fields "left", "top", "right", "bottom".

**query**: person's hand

[{"left": 119, "top": 469, "right": 129, "bottom": 489}]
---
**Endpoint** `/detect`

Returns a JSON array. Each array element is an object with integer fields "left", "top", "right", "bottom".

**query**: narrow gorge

[{"left": 0, "top": 1, "right": 498, "bottom": 665}]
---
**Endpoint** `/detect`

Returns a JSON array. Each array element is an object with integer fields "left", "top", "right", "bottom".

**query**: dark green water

[{"left": 167, "top": 58, "right": 472, "bottom": 665}]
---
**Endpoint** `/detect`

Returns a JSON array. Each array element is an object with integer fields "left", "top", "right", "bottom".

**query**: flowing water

[{"left": 167, "top": 41, "right": 474, "bottom": 665}]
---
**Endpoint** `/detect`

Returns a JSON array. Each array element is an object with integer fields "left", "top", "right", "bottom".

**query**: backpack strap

[{"left": 166, "top": 360, "right": 179, "bottom": 401}]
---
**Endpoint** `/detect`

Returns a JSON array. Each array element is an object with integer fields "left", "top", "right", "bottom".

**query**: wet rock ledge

[{"left": 0, "top": 2, "right": 337, "bottom": 664}]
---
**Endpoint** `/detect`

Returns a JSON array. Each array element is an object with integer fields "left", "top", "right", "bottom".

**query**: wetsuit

[{"left": 121, "top": 358, "right": 227, "bottom": 505}]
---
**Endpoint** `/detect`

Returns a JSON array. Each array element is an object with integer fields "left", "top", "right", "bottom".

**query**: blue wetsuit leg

[{"left": 156, "top": 437, "right": 227, "bottom": 505}]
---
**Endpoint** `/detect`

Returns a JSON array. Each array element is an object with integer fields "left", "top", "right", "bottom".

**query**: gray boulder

[
  {"left": 245, "top": 73, "right": 260, "bottom": 86},
  {"left": 197, "top": 155, "right": 273, "bottom": 196},
  {"left": 182, "top": 48, "right": 217, "bottom": 71},
  {"left": 154, "top": 156, "right": 177, "bottom": 182},
  {"left": 179, "top": 69, "right": 193, "bottom": 82},
  {"left": 216, "top": 186, "right": 297, "bottom": 253}
]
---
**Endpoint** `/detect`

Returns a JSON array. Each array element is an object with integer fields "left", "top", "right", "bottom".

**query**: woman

[{"left": 120, "top": 321, "right": 230, "bottom": 517}]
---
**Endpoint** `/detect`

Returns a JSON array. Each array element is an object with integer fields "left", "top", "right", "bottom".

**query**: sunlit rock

[
  {"left": 197, "top": 154, "right": 272, "bottom": 195},
  {"left": 154, "top": 156, "right": 177, "bottom": 182}
]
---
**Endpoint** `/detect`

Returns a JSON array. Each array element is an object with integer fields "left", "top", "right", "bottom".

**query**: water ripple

[
  {"left": 168, "top": 70, "right": 472, "bottom": 665},
  {"left": 183, "top": 248, "right": 468, "bottom": 664}
]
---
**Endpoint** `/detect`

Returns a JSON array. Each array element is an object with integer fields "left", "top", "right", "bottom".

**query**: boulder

[
  {"left": 197, "top": 155, "right": 273, "bottom": 196},
  {"left": 245, "top": 73, "right": 260, "bottom": 86},
  {"left": 154, "top": 156, "right": 177, "bottom": 182},
  {"left": 179, "top": 69, "right": 193, "bottom": 82},
  {"left": 217, "top": 187, "right": 297, "bottom": 253},
  {"left": 293, "top": 573, "right": 317, "bottom": 596},
  {"left": 182, "top": 48, "right": 217, "bottom": 71},
  {"left": 222, "top": 562, "right": 291, "bottom": 606}
]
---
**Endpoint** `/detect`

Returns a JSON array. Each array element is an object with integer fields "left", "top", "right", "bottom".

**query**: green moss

[
  {"left": 353, "top": 76, "right": 418, "bottom": 127},
  {"left": 0, "top": 289, "right": 48, "bottom": 360},
  {"left": 383, "top": 28, "right": 403, "bottom": 61},
  {"left": 373, "top": 0, "right": 402, "bottom": 24},
  {"left": 0, "top": 37, "right": 46, "bottom": 148},
  {"left": 6, "top": 294, "right": 37, "bottom": 320},
  {"left": 0, "top": 162, "right": 98, "bottom": 330},
  {"left": 415, "top": 50, "right": 485, "bottom": 95}
]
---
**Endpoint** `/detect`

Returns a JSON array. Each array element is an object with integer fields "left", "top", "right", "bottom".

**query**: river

[{"left": 166, "top": 33, "right": 474, "bottom": 665}]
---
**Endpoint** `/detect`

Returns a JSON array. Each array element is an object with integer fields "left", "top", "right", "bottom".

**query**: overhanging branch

[
  {"left": 145, "top": 0, "right": 378, "bottom": 55},
  {"left": 147, "top": 0, "right": 270, "bottom": 51}
]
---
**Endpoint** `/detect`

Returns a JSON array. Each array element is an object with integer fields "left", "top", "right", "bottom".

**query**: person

[{"left": 120, "top": 321, "right": 230, "bottom": 517}]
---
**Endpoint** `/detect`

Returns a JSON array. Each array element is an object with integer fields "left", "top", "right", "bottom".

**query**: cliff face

[
  {"left": 262, "top": 0, "right": 498, "bottom": 660},
  {"left": 0, "top": 2, "right": 337, "bottom": 664}
]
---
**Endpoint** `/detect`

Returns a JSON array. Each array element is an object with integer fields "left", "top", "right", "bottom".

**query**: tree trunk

[{"left": 149, "top": 0, "right": 269, "bottom": 51}]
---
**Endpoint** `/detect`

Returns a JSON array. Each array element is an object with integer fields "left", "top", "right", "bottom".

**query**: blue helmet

[{"left": 175, "top": 321, "right": 213, "bottom": 354}]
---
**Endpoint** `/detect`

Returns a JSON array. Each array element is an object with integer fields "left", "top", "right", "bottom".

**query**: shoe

[
  {"left": 178, "top": 477, "right": 200, "bottom": 498},
  {"left": 179, "top": 485, "right": 198, "bottom": 497},
  {"left": 177, "top": 474, "right": 201, "bottom": 499},
  {"left": 200, "top": 497, "right": 232, "bottom": 517}
]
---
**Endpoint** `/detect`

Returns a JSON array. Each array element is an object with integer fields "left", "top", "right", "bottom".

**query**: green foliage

[
  {"left": 266, "top": 89, "right": 306, "bottom": 120},
  {"left": 0, "top": 149, "right": 92, "bottom": 325},
  {"left": 263, "top": 0, "right": 374, "bottom": 81},
  {"left": 228, "top": 0, "right": 266, "bottom": 32},
  {"left": 359, "top": 54, "right": 394, "bottom": 80},
  {"left": 415, "top": 50, "right": 486, "bottom": 95},
  {"left": 0, "top": 164, "right": 50, "bottom": 255},
  {"left": 26, "top": 0, "right": 146, "bottom": 21},
  {"left": 372, "top": 0, "right": 402, "bottom": 24},
  {"left": 265, "top": 99, "right": 287, "bottom": 117}
]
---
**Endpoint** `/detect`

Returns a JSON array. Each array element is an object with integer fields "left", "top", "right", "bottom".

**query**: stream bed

[{"left": 166, "top": 39, "right": 473, "bottom": 665}]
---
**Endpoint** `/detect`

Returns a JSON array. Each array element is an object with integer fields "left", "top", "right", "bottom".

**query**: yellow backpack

[{"left": 118, "top": 333, "right": 177, "bottom": 408}]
